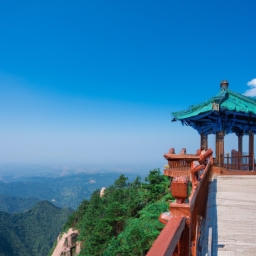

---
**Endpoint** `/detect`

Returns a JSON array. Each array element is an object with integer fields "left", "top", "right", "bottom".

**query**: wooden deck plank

[{"left": 200, "top": 175, "right": 256, "bottom": 256}]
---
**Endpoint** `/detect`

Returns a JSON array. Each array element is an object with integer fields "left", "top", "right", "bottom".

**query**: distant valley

[
  {"left": 0, "top": 169, "right": 148, "bottom": 255},
  {"left": 0, "top": 172, "right": 138, "bottom": 209}
]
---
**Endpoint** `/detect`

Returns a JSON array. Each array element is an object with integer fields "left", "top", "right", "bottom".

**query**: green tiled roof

[
  {"left": 172, "top": 88, "right": 256, "bottom": 135},
  {"left": 172, "top": 89, "right": 256, "bottom": 120}
]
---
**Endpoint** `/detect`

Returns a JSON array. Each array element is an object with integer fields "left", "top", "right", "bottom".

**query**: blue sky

[{"left": 1, "top": 1, "right": 256, "bottom": 170}]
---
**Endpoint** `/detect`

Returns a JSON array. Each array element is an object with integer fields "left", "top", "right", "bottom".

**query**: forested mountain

[
  {"left": 60, "top": 169, "right": 173, "bottom": 256},
  {"left": 0, "top": 172, "right": 125, "bottom": 209},
  {"left": 0, "top": 201, "right": 73, "bottom": 256},
  {"left": 0, "top": 195, "right": 39, "bottom": 213}
]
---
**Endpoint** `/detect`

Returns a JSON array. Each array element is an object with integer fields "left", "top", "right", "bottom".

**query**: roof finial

[{"left": 220, "top": 80, "right": 229, "bottom": 91}]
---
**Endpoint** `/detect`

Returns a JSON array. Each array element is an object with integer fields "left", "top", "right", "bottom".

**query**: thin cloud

[{"left": 243, "top": 78, "right": 256, "bottom": 96}]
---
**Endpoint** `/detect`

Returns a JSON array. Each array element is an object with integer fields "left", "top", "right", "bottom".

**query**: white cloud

[
  {"left": 247, "top": 78, "right": 256, "bottom": 87},
  {"left": 243, "top": 78, "right": 256, "bottom": 96}
]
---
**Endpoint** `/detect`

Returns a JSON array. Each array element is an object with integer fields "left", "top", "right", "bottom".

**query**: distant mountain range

[
  {"left": 0, "top": 172, "right": 133, "bottom": 209},
  {"left": 0, "top": 171, "right": 142, "bottom": 255},
  {"left": 0, "top": 195, "right": 40, "bottom": 213},
  {"left": 0, "top": 200, "right": 73, "bottom": 256}
]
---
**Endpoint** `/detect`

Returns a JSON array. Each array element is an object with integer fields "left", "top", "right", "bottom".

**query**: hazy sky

[{"left": 1, "top": 1, "right": 256, "bottom": 169}]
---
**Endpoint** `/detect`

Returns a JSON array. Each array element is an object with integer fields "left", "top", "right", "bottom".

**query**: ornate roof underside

[{"left": 172, "top": 89, "right": 256, "bottom": 135}]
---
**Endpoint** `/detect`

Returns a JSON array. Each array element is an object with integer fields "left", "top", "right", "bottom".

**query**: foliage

[
  {"left": 63, "top": 199, "right": 89, "bottom": 230},
  {"left": 143, "top": 168, "right": 170, "bottom": 202},
  {"left": 0, "top": 201, "right": 73, "bottom": 256},
  {"left": 114, "top": 174, "right": 128, "bottom": 188},
  {"left": 48, "top": 240, "right": 57, "bottom": 256},
  {"left": 104, "top": 201, "right": 166, "bottom": 256},
  {"left": 61, "top": 168, "right": 172, "bottom": 256}
]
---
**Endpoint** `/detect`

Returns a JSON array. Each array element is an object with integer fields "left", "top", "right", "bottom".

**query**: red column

[
  {"left": 200, "top": 134, "right": 208, "bottom": 150},
  {"left": 249, "top": 132, "right": 254, "bottom": 170},
  {"left": 238, "top": 133, "right": 243, "bottom": 170},
  {"left": 216, "top": 131, "right": 224, "bottom": 167}
]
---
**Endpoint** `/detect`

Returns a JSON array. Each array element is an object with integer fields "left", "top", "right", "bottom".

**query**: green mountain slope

[
  {"left": 60, "top": 169, "right": 174, "bottom": 256},
  {"left": 0, "top": 194, "right": 40, "bottom": 213},
  {"left": 0, "top": 200, "right": 73, "bottom": 256}
]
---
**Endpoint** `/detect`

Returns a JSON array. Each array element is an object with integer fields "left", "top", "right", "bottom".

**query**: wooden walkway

[{"left": 200, "top": 175, "right": 256, "bottom": 256}]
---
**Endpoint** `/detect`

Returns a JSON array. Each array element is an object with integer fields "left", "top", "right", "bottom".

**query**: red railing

[
  {"left": 147, "top": 217, "right": 186, "bottom": 256},
  {"left": 147, "top": 150, "right": 213, "bottom": 256},
  {"left": 223, "top": 154, "right": 253, "bottom": 170}
]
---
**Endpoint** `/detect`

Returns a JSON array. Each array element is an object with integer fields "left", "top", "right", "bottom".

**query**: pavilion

[
  {"left": 147, "top": 80, "right": 256, "bottom": 256},
  {"left": 172, "top": 80, "right": 256, "bottom": 170}
]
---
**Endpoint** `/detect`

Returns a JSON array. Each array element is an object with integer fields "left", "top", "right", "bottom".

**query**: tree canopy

[{"left": 62, "top": 168, "right": 174, "bottom": 256}]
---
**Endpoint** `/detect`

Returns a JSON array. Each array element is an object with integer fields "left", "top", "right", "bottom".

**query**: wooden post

[
  {"left": 216, "top": 131, "right": 224, "bottom": 167},
  {"left": 238, "top": 133, "right": 243, "bottom": 155},
  {"left": 249, "top": 132, "right": 254, "bottom": 170},
  {"left": 200, "top": 134, "right": 208, "bottom": 150},
  {"left": 179, "top": 224, "right": 190, "bottom": 256},
  {"left": 238, "top": 133, "right": 243, "bottom": 170}
]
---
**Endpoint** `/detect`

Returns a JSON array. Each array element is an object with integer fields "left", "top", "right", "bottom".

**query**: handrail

[
  {"left": 149, "top": 149, "right": 214, "bottom": 256},
  {"left": 220, "top": 154, "right": 254, "bottom": 170},
  {"left": 224, "top": 154, "right": 252, "bottom": 158},
  {"left": 189, "top": 159, "right": 211, "bottom": 212},
  {"left": 146, "top": 216, "right": 186, "bottom": 256}
]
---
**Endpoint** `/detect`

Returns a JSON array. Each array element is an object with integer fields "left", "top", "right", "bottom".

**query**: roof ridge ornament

[
  {"left": 212, "top": 102, "right": 219, "bottom": 111},
  {"left": 220, "top": 80, "right": 229, "bottom": 91}
]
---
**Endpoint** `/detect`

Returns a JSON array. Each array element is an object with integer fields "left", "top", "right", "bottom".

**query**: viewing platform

[
  {"left": 148, "top": 152, "right": 256, "bottom": 256},
  {"left": 147, "top": 81, "right": 256, "bottom": 255},
  {"left": 202, "top": 175, "right": 256, "bottom": 255}
]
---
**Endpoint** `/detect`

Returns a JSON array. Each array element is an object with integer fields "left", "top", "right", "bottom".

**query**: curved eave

[
  {"left": 178, "top": 110, "right": 256, "bottom": 135},
  {"left": 172, "top": 89, "right": 256, "bottom": 121}
]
